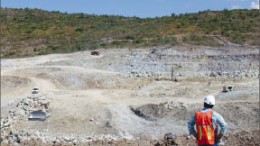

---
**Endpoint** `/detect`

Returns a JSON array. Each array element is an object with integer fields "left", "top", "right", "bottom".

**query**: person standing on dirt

[{"left": 188, "top": 95, "right": 227, "bottom": 146}]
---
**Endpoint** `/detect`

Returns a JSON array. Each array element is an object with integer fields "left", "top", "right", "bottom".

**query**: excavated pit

[{"left": 1, "top": 47, "right": 259, "bottom": 145}]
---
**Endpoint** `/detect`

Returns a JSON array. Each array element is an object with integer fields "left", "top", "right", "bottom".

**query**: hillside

[{"left": 1, "top": 8, "right": 259, "bottom": 57}]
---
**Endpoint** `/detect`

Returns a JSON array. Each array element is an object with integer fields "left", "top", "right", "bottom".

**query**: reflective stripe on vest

[
  {"left": 198, "top": 126, "right": 202, "bottom": 140},
  {"left": 207, "top": 125, "right": 212, "bottom": 140},
  {"left": 195, "top": 110, "right": 215, "bottom": 145}
]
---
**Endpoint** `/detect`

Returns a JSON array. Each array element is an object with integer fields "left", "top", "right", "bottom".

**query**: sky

[{"left": 1, "top": 0, "right": 259, "bottom": 18}]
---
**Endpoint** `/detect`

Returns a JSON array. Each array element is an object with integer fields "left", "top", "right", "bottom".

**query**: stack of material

[{"left": 16, "top": 93, "right": 52, "bottom": 120}]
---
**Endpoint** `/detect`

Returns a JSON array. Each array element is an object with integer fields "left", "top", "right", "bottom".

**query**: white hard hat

[{"left": 203, "top": 95, "right": 215, "bottom": 105}]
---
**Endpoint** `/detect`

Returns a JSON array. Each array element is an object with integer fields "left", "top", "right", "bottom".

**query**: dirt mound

[
  {"left": 130, "top": 102, "right": 191, "bottom": 121},
  {"left": 131, "top": 101, "right": 259, "bottom": 132}
]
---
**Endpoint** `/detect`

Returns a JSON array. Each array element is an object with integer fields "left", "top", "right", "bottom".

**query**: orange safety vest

[{"left": 195, "top": 110, "right": 215, "bottom": 145}]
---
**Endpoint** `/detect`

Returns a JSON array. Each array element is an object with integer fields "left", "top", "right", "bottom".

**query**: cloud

[{"left": 251, "top": 0, "right": 259, "bottom": 9}]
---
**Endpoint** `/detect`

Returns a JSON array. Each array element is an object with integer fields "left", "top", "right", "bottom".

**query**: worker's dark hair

[{"left": 204, "top": 102, "right": 214, "bottom": 108}]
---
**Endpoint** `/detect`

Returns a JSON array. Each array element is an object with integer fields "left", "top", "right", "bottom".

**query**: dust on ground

[{"left": 1, "top": 46, "right": 259, "bottom": 145}]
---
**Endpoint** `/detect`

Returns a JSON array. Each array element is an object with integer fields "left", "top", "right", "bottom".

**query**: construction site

[{"left": 1, "top": 45, "right": 259, "bottom": 145}]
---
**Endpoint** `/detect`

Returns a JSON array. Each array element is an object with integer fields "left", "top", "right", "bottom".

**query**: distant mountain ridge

[{"left": 1, "top": 8, "right": 259, "bottom": 58}]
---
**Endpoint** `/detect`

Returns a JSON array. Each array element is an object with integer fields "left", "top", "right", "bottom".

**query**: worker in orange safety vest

[{"left": 188, "top": 95, "right": 227, "bottom": 146}]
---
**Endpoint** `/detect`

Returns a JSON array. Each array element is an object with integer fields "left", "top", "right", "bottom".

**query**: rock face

[{"left": 125, "top": 47, "right": 259, "bottom": 79}]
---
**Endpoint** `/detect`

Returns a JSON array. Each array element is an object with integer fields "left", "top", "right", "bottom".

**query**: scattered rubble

[
  {"left": 1, "top": 47, "right": 259, "bottom": 145},
  {"left": 1, "top": 93, "right": 52, "bottom": 144},
  {"left": 0, "top": 127, "right": 137, "bottom": 145},
  {"left": 0, "top": 93, "right": 139, "bottom": 145},
  {"left": 2, "top": 128, "right": 258, "bottom": 146},
  {"left": 16, "top": 93, "right": 51, "bottom": 120}
]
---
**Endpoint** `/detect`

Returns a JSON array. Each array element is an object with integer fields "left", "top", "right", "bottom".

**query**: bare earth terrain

[{"left": 1, "top": 46, "right": 259, "bottom": 145}]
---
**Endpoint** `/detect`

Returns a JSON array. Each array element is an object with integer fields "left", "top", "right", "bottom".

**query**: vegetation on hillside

[{"left": 1, "top": 8, "right": 259, "bottom": 57}]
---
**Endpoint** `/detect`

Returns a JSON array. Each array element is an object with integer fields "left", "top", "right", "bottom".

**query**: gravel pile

[
  {"left": 1, "top": 94, "right": 136, "bottom": 145},
  {"left": 1, "top": 93, "right": 51, "bottom": 133},
  {"left": 1, "top": 94, "right": 52, "bottom": 145},
  {"left": 1, "top": 129, "right": 135, "bottom": 145},
  {"left": 16, "top": 94, "right": 52, "bottom": 116}
]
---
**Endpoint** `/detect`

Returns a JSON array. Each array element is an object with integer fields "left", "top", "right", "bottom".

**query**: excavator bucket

[{"left": 28, "top": 111, "right": 48, "bottom": 121}]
